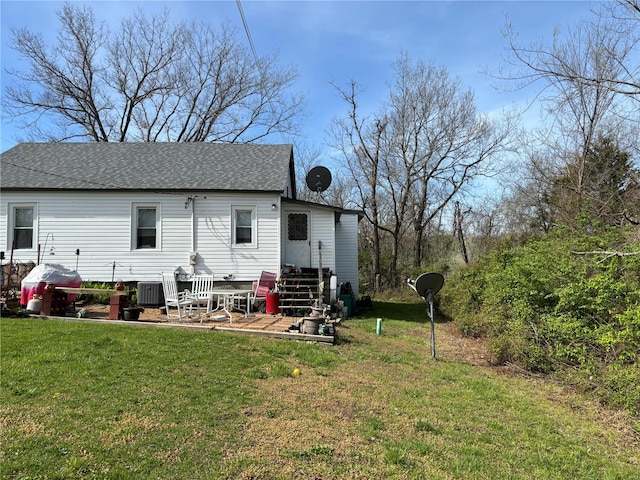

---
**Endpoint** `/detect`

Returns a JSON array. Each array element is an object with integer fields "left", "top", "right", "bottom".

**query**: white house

[{"left": 0, "top": 143, "right": 361, "bottom": 296}]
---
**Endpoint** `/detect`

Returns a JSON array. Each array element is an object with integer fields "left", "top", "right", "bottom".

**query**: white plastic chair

[
  {"left": 161, "top": 273, "right": 201, "bottom": 322},
  {"left": 191, "top": 274, "right": 215, "bottom": 313}
]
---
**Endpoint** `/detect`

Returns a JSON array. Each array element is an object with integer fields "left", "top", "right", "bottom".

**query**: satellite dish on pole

[
  {"left": 412, "top": 273, "right": 444, "bottom": 298},
  {"left": 305, "top": 166, "right": 332, "bottom": 193},
  {"left": 408, "top": 272, "right": 445, "bottom": 359}
]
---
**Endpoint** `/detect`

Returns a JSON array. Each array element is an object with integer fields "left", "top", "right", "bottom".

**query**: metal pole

[
  {"left": 317, "top": 241, "right": 323, "bottom": 303},
  {"left": 427, "top": 289, "right": 436, "bottom": 359},
  {"left": 430, "top": 299, "right": 436, "bottom": 359}
]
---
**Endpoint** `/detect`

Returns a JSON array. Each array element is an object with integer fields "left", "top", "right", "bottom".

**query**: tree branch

[{"left": 572, "top": 250, "right": 640, "bottom": 263}]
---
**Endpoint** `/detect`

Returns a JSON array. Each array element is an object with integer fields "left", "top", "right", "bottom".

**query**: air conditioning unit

[{"left": 137, "top": 281, "right": 165, "bottom": 307}]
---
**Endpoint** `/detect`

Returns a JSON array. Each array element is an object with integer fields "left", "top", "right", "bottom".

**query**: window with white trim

[
  {"left": 10, "top": 204, "right": 36, "bottom": 250},
  {"left": 133, "top": 204, "right": 159, "bottom": 249},
  {"left": 232, "top": 205, "right": 256, "bottom": 247}
]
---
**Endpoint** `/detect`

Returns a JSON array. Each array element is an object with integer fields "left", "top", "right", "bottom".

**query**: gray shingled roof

[{"left": 0, "top": 142, "right": 294, "bottom": 192}]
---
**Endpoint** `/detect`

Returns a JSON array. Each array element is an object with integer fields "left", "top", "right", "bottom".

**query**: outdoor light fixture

[{"left": 271, "top": 203, "right": 277, "bottom": 210}]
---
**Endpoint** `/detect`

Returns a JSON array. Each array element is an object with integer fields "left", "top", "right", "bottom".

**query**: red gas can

[{"left": 266, "top": 292, "right": 280, "bottom": 315}]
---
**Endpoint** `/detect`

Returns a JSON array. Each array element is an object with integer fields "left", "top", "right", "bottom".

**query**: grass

[{"left": 1, "top": 301, "right": 639, "bottom": 479}]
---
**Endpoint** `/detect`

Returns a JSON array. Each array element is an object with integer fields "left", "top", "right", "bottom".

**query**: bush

[
  {"left": 77, "top": 281, "right": 116, "bottom": 304},
  {"left": 441, "top": 227, "right": 640, "bottom": 415}
]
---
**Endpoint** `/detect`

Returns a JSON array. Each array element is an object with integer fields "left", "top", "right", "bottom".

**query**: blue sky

[{"left": 1, "top": 1, "right": 597, "bottom": 154}]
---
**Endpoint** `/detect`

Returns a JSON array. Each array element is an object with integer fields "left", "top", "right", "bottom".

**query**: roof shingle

[{"left": 0, "top": 142, "right": 294, "bottom": 192}]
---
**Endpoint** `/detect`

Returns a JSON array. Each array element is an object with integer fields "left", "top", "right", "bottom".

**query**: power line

[
  {"left": 2, "top": 159, "right": 122, "bottom": 189},
  {"left": 235, "top": 0, "right": 291, "bottom": 140},
  {"left": 236, "top": 0, "right": 260, "bottom": 68},
  {"left": 2, "top": 158, "right": 186, "bottom": 197}
]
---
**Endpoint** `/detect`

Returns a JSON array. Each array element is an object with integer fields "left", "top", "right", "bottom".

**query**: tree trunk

[{"left": 454, "top": 201, "right": 469, "bottom": 264}]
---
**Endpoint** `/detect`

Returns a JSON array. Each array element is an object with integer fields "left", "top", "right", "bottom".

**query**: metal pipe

[
  {"left": 190, "top": 197, "right": 196, "bottom": 275},
  {"left": 40, "top": 233, "right": 54, "bottom": 264},
  {"left": 427, "top": 290, "right": 436, "bottom": 359}
]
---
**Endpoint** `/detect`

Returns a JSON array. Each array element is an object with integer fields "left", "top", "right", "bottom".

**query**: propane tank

[{"left": 26, "top": 295, "right": 42, "bottom": 314}]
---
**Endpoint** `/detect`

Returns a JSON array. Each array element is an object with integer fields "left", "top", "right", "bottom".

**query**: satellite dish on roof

[{"left": 306, "top": 166, "right": 332, "bottom": 193}]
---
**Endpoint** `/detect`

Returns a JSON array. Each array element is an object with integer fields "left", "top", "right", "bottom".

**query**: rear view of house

[{"left": 0, "top": 142, "right": 360, "bottom": 297}]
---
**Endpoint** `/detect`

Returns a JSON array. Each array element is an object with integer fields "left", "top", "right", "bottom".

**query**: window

[
  {"left": 288, "top": 213, "right": 308, "bottom": 241},
  {"left": 232, "top": 206, "right": 256, "bottom": 246},
  {"left": 11, "top": 204, "right": 35, "bottom": 250},
  {"left": 134, "top": 205, "right": 158, "bottom": 249}
]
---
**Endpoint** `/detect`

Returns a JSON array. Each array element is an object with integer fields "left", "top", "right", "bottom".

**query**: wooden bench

[
  {"left": 55, "top": 287, "right": 129, "bottom": 296},
  {"left": 41, "top": 286, "right": 131, "bottom": 319}
]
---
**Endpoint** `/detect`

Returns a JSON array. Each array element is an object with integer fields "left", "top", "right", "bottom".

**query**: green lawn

[{"left": 1, "top": 301, "right": 638, "bottom": 479}]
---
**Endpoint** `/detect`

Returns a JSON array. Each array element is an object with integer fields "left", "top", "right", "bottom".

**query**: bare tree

[
  {"left": 329, "top": 80, "right": 386, "bottom": 290},
  {"left": 500, "top": 1, "right": 639, "bottom": 230},
  {"left": 387, "top": 54, "right": 515, "bottom": 268},
  {"left": 330, "top": 54, "right": 516, "bottom": 288},
  {"left": 464, "top": 194, "right": 517, "bottom": 258},
  {"left": 3, "top": 3, "right": 305, "bottom": 143},
  {"left": 501, "top": 136, "right": 561, "bottom": 235},
  {"left": 453, "top": 201, "right": 470, "bottom": 264},
  {"left": 502, "top": 0, "right": 640, "bottom": 99}
]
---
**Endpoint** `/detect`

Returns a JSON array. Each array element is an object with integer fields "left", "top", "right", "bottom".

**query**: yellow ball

[{"left": 293, "top": 368, "right": 301, "bottom": 376}]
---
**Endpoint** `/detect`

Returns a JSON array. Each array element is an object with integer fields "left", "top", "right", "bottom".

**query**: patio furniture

[
  {"left": 250, "top": 271, "right": 278, "bottom": 310},
  {"left": 190, "top": 274, "right": 216, "bottom": 313},
  {"left": 208, "top": 288, "right": 252, "bottom": 323},
  {"left": 161, "top": 273, "right": 201, "bottom": 322}
]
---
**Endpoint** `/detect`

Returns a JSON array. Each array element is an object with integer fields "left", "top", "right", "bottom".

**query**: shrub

[
  {"left": 441, "top": 227, "right": 640, "bottom": 415},
  {"left": 78, "top": 281, "right": 117, "bottom": 304}
]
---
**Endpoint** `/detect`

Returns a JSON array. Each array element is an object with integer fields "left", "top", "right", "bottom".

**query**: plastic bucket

[
  {"left": 266, "top": 292, "right": 280, "bottom": 315},
  {"left": 339, "top": 294, "right": 352, "bottom": 318}
]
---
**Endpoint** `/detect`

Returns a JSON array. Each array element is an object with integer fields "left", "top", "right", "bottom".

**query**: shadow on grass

[{"left": 356, "top": 300, "right": 451, "bottom": 324}]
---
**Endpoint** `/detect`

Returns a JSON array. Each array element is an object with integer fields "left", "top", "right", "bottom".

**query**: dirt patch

[
  {"left": 76, "top": 302, "right": 167, "bottom": 322},
  {"left": 434, "top": 319, "right": 495, "bottom": 366}
]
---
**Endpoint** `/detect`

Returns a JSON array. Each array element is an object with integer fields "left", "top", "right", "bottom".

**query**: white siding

[
  {"left": 1, "top": 191, "right": 281, "bottom": 283},
  {"left": 309, "top": 208, "right": 336, "bottom": 272},
  {"left": 335, "top": 213, "right": 359, "bottom": 297},
  {"left": 193, "top": 193, "right": 281, "bottom": 281}
]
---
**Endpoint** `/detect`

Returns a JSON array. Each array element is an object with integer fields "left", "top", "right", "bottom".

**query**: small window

[
  {"left": 135, "top": 206, "right": 158, "bottom": 249},
  {"left": 232, "top": 206, "right": 256, "bottom": 246},
  {"left": 12, "top": 205, "right": 35, "bottom": 250},
  {"left": 288, "top": 213, "right": 308, "bottom": 241}
]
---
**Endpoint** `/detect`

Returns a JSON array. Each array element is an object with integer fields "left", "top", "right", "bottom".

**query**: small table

[{"left": 208, "top": 289, "right": 252, "bottom": 323}]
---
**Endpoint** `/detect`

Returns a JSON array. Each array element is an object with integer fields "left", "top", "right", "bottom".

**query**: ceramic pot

[{"left": 123, "top": 307, "right": 142, "bottom": 321}]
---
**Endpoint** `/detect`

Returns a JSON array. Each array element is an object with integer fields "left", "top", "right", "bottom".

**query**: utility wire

[
  {"left": 236, "top": 0, "right": 260, "bottom": 69},
  {"left": 2, "top": 158, "right": 186, "bottom": 197},
  {"left": 236, "top": 0, "right": 281, "bottom": 121},
  {"left": 2, "top": 159, "right": 122, "bottom": 189}
]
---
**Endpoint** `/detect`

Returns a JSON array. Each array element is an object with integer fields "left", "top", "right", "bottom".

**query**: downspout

[
  {"left": 318, "top": 241, "right": 323, "bottom": 303},
  {"left": 188, "top": 196, "right": 196, "bottom": 276}
]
